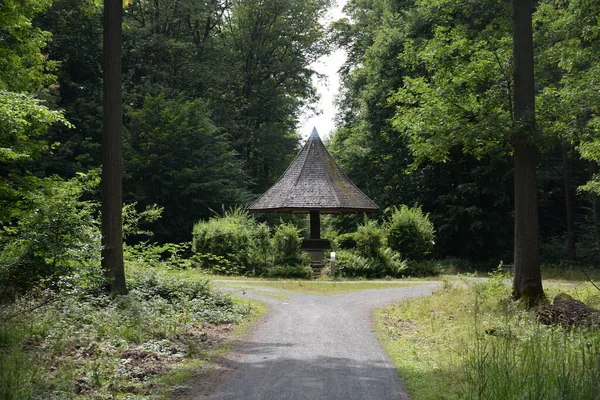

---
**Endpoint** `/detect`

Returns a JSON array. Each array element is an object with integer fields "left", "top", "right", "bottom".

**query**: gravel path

[{"left": 196, "top": 283, "right": 440, "bottom": 400}]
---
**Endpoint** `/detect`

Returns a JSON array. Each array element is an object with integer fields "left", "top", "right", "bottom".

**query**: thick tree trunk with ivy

[
  {"left": 511, "top": 0, "right": 543, "bottom": 305},
  {"left": 102, "top": 0, "right": 127, "bottom": 294}
]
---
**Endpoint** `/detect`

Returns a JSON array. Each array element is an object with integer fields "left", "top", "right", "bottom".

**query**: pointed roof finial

[{"left": 310, "top": 127, "right": 320, "bottom": 138}]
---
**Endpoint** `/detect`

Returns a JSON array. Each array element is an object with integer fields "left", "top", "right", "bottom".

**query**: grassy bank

[
  {"left": 376, "top": 274, "right": 600, "bottom": 400},
  {"left": 0, "top": 267, "right": 264, "bottom": 400},
  {"left": 217, "top": 280, "right": 416, "bottom": 296}
]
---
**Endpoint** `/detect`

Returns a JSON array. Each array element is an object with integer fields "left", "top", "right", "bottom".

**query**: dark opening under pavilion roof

[{"left": 248, "top": 128, "right": 379, "bottom": 214}]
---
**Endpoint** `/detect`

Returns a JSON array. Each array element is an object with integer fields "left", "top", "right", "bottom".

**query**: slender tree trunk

[
  {"left": 562, "top": 142, "right": 576, "bottom": 261},
  {"left": 102, "top": 0, "right": 127, "bottom": 294},
  {"left": 511, "top": 0, "right": 543, "bottom": 305}
]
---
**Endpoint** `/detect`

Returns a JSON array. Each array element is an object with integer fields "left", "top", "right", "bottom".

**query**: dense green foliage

[
  {"left": 0, "top": 0, "right": 331, "bottom": 300},
  {"left": 23, "top": 0, "right": 331, "bottom": 244},
  {"left": 0, "top": 174, "right": 102, "bottom": 296},
  {"left": 6, "top": 0, "right": 600, "bottom": 275},
  {"left": 385, "top": 205, "right": 434, "bottom": 261},
  {"left": 192, "top": 210, "right": 310, "bottom": 277},
  {"left": 329, "top": 207, "right": 438, "bottom": 278},
  {"left": 271, "top": 222, "right": 306, "bottom": 267},
  {"left": 331, "top": 0, "right": 600, "bottom": 266},
  {"left": 192, "top": 209, "right": 266, "bottom": 275},
  {"left": 125, "top": 95, "right": 250, "bottom": 242}
]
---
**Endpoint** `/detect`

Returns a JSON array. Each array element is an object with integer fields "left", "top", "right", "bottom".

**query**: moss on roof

[{"left": 248, "top": 128, "right": 378, "bottom": 214}]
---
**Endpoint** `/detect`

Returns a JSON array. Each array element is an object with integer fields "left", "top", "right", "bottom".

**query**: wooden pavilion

[{"left": 248, "top": 128, "right": 378, "bottom": 269}]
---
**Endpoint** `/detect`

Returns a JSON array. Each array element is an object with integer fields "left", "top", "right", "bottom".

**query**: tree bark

[
  {"left": 562, "top": 142, "right": 576, "bottom": 261},
  {"left": 511, "top": 0, "right": 543, "bottom": 305},
  {"left": 102, "top": 0, "right": 127, "bottom": 294}
]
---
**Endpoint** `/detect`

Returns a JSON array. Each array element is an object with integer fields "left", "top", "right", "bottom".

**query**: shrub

[
  {"left": 334, "top": 248, "right": 408, "bottom": 279},
  {"left": 0, "top": 174, "right": 102, "bottom": 297},
  {"left": 247, "top": 222, "right": 272, "bottom": 273},
  {"left": 191, "top": 208, "right": 258, "bottom": 274},
  {"left": 377, "top": 247, "right": 408, "bottom": 277},
  {"left": 334, "top": 250, "right": 377, "bottom": 278},
  {"left": 336, "top": 232, "right": 357, "bottom": 250},
  {"left": 264, "top": 265, "right": 313, "bottom": 279},
  {"left": 355, "top": 220, "right": 384, "bottom": 258},
  {"left": 385, "top": 205, "right": 435, "bottom": 261},
  {"left": 272, "top": 222, "right": 305, "bottom": 266}
]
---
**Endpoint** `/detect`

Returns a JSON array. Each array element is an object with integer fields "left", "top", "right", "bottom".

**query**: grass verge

[
  {"left": 0, "top": 266, "right": 263, "bottom": 400},
  {"left": 153, "top": 296, "right": 267, "bottom": 398},
  {"left": 376, "top": 274, "right": 600, "bottom": 400},
  {"left": 218, "top": 280, "right": 416, "bottom": 295},
  {"left": 216, "top": 285, "right": 291, "bottom": 300}
]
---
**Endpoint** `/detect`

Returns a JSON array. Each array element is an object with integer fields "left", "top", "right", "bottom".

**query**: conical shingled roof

[{"left": 248, "top": 128, "right": 379, "bottom": 214}]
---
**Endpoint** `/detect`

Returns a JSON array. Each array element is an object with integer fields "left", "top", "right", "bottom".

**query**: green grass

[
  {"left": 218, "top": 280, "right": 416, "bottom": 295},
  {"left": 541, "top": 264, "right": 600, "bottom": 282},
  {"left": 375, "top": 274, "right": 600, "bottom": 400},
  {"left": 222, "top": 285, "right": 292, "bottom": 300},
  {"left": 0, "top": 266, "right": 264, "bottom": 400}
]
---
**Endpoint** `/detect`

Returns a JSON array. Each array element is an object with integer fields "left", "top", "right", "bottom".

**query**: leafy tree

[
  {"left": 0, "top": 0, "right": 71, "bottom": 226},
  {"left": 122, "top": 0, "right": 231, "bottom": 102},
  {"left": 216, "top": 0, "right": 331, "bottom": 190},
  {"left": 330, "top": 0, "right": 515, "bottom": 261},
  {"left": 0, "top": 0, "right": 56, "bottom": 93},
  {"left": 0, "top": 92, "right": 72, "bottom": 221},
  {"left": 124, "top": 95, "right": 250, "bottom": 242},
  {"left": 35, "top": 0, "right": 104, "bottom": 176}
]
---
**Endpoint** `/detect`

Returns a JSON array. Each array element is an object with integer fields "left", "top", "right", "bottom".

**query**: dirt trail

[{"left": 186, "top": 283, "right": 440, "bottom": 400}]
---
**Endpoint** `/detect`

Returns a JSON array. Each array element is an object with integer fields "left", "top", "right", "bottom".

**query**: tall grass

[
  {"left": 465, "top": 326, "right": 600, "bottom": 399},
  {"left": 377, "top": 273, "right": 600, "bottom": 400},
  {"left": 463, "top": 277, "right": 600, "bottom": 400}
]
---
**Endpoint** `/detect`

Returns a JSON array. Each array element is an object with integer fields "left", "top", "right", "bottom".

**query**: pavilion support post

[{"left": 310, "top": 210, "right": 320, "bottom": 239}]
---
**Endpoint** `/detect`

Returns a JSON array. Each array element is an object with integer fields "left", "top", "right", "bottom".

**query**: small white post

[{"left": 330, "top": 251, "right": 336, "bottom": 278}]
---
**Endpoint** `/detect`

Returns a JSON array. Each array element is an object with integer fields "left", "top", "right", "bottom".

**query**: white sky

[{"left": 299, "top": 1, "right": 347, "bottom": 142}]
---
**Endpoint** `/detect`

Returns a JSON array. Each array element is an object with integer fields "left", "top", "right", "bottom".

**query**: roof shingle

[{"left": 248, "top": 128, "right": 378, "bottom": 214}]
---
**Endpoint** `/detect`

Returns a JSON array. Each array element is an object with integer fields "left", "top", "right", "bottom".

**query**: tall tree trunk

[
  {"left": 562, "top": 142, "right": 576, "bottom": 262},
  {"left": 511, "top": 0, "right": 543, "bottom": 305},
  {"left": 102, "top": 0, "right": 127, "bottom": 294}
]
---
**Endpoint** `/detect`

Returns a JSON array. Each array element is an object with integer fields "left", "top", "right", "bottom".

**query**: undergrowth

[
  {"left": 0, "top": 265, "right": 256, "bottom": 399},
  {"left": 376, "top": 272, "right": 600, "bottom": 400}
]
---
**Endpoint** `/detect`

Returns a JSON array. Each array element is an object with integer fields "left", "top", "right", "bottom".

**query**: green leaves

[
  {"left": 0, "top": 90, "right": 71, "bottom": 163},
  {"left": 0, "top": 0, "right": 56, "bottom": 92},
  {"left": 390, "top": 12, "right": 513, "bottom": 165},
  {"left": 0, "top": 174, "right": 101, "bottom": 292},
  {"left": 124, "top": 95, "right": 250, "bottom": 242}
]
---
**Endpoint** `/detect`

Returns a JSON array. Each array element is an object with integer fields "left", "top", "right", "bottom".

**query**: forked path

[{"left": 200, "top": 283, "right": 440, "bottom": 400}]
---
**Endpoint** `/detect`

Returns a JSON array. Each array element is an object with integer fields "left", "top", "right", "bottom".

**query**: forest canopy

[
  {"left": 2, "top": 0, "right": 600, "bottom": 272},
  {"left": 330, "top": 0, "right": 600, "bottom": 265}
]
